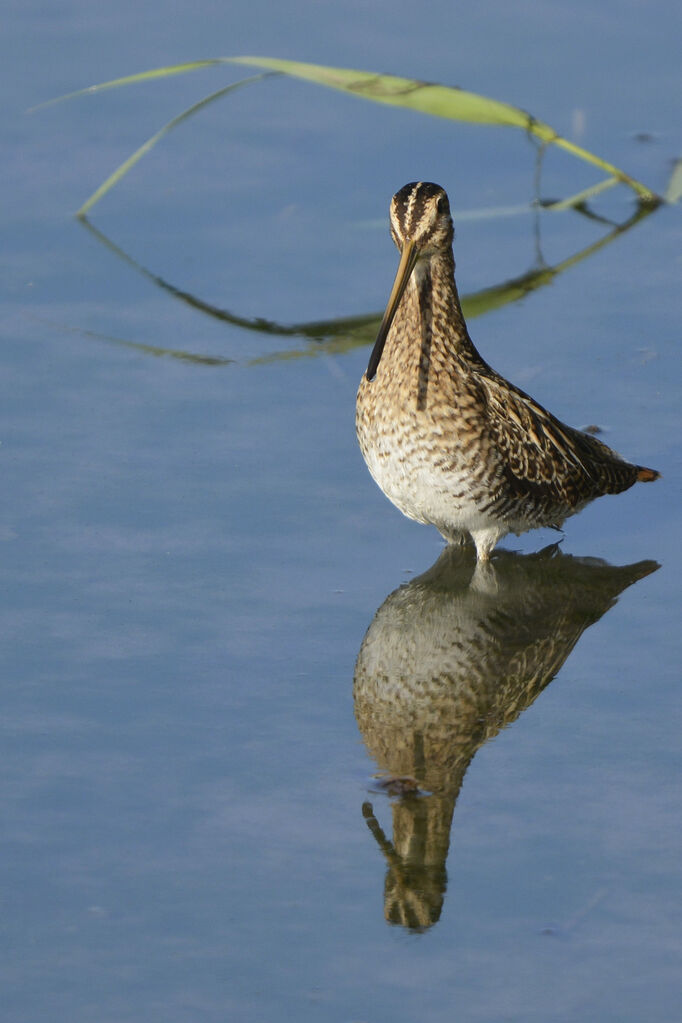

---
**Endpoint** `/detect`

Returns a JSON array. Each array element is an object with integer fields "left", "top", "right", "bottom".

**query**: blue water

[{"left": 3, "top": 2, "right": 681, "bottom": 1020}]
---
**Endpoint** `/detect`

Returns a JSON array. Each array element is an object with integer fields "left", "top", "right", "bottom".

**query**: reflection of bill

[
  {"left": 353, "top": 544, "right": 658, "bottom": 931},
  {"left": 74, "top": 200, "right": 656, "bottom": 366}
]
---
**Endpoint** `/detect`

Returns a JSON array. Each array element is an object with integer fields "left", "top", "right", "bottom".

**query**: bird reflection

[{"left": 353, "top": 544, "right": 658, "bottom": 931}]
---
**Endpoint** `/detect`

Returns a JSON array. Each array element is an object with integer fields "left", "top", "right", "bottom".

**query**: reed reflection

[
  {"left": 353, "top": 544, "right": 658, "bottom": 932},
  {"left": 75, "top": 200, "right": 655, "bottom": 366}
]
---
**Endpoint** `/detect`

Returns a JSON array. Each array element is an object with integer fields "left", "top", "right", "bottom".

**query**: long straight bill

[{"left": 366, "top": 240, "right": 418, "bottom": 380}]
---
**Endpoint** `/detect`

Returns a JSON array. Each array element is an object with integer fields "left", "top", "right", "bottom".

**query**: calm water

[{"left": 3, "top": 2, "right": 681, "bottom": 1021}]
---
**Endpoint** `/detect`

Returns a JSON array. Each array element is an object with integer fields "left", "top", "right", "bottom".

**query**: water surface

[{"left": 3, "top": 3, "right": 681, "bottom": 1021}]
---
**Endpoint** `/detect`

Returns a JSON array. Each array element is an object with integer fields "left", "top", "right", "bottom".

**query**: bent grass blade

[
  {"left": 75, "top": 74, "right": 270, "bottom": 217},
  {"left": 231, "top": 58, "right": 657, "bottom": 201},
  {"left": 38, "top": 57, "right": 661, "bottom": 213},
  {"left": 28, "top": 60, "right": 231, "bottom": 112}
]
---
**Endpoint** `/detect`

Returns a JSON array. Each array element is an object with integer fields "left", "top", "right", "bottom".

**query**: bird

[{"left": 355, "top": 181, "right": 660, "bottom": 560}]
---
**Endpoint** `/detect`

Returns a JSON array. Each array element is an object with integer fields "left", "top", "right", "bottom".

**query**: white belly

[{"left": 358, "top": 410, "right": 500, "bottom": 543}]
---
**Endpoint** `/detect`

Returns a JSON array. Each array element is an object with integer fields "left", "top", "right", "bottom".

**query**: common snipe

[{"left": 356, "top": 182, "right": 659, "bottom": 560}]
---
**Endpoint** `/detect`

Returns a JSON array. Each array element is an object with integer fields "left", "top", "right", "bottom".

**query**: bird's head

[{"left": 367, "top": 182, "right": 454, "bottom": 380}]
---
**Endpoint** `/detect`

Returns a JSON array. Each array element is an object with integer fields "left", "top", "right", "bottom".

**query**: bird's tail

[{"left": 636, "top": 466, "right": 660, "bottom": 482}]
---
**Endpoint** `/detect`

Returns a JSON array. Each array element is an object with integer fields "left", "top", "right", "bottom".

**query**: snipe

[{"left": 356, "top": 182, "right": 659, "bottom": 560}]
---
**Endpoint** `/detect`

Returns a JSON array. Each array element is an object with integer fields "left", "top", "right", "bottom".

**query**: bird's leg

[{"left": 471, "top": 526, "right": 505, "bottom": 562}]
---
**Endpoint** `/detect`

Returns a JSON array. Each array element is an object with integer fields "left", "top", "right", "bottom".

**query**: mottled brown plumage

[{"left": 356, "top": 182, "right": 659, "bottom": 559}]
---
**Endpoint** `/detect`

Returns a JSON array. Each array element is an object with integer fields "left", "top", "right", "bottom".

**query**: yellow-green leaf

[{"left": 38, "top": 55, "right": 661, "bottom": 210}]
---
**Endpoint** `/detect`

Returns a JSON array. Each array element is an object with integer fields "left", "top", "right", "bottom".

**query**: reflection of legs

[{"left": 470, "top": 557, "right": 499, "bottom": 596}]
